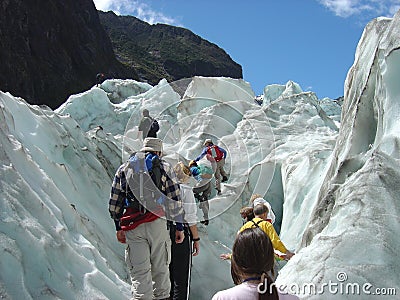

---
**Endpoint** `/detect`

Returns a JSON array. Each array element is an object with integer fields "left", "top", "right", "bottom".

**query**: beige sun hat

[
  {"left": 174, "top": 162, "right": 191, "bottom": 183},
  {"left": 203, "top": 138, "right": 213, "bottom": 146},
  {"left": 141, "top": 137, "right": 163, "bottom": 152}
]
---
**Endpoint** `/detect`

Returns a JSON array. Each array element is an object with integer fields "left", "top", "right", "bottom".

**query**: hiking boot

[
  {"left": 222, "top": 176, "right": 228, "bottom": 183},
  {"left": 200, "top": 220, "right": 209, "bottom": 225},
  {"left": 217, "top": 190, "right": 222, "bottom": 195},
  {"left": 194, "top": 194, "right": 202, "bottom": 202}
]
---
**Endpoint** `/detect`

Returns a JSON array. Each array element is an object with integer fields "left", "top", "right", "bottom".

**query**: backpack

[
  {"left": 207, "top": 145, "right": 224, "bottom": 162},
  {"left": 124, "top": 152, "right": 165, "bottom": 214},
  {"left": 198, "top": 164, "right": 213, "bottom": 179},
  {"left": 150, "top": 119, "right": 159, "bottom": 134}
]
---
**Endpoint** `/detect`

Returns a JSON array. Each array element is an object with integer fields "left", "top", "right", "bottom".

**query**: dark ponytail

[
  {"left": 258, "top": 272, "right": 279, "bottom": 300},
  {"left": 231, "top": 228, "right": 279, "bottom": 300}
]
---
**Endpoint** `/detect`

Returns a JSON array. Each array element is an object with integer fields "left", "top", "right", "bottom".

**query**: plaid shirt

[{"left": 109, "top": 158, "right": 184, "bottom": 230}]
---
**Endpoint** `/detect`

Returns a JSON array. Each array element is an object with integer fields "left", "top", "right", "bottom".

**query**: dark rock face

[
  {"left": 0, "top": 0, "right": 137, "bottom": 109},
  {"left": 99, "top": 11, "right": 243, "bottom": 85},
  {"left": 0, "top": 1, "right": 242, "bottom": 109}
]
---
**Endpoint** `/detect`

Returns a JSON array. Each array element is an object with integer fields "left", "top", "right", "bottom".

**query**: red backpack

[{"left": 207, "top": 145, "right": 224, "bottom": 162}]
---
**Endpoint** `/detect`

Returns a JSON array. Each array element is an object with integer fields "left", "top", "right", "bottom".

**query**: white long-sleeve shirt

[{"left": 179, "top": 183, "right": 198, "bottom": 226}]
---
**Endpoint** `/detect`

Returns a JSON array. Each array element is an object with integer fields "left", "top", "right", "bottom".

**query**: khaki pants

[{"left": 125, "top": 218, "right": 171, "bottom": 299}]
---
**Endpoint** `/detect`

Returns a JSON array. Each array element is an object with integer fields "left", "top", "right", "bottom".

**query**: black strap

[
  {"left": 242, "top": 276, "right": 261, "bottom": 283},
  {"left": 251, "top": 219, "right": 264, "bottom": 228},
  {"left": 150, "top": 154, "right": 162, "bottom": 190}
]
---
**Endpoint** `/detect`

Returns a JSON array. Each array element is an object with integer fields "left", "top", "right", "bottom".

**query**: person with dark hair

[
  {"left": 220, "top": 204, "right": 294, "bottom": 261},
  {"left": 189, "top": 159, "right": 213, "bottom": 225},
  {"left": 170, "top": 162, "right": 201, "bottom": 300},
  {"left": 138, "top": 109, "right": 159, "bottom": 139},
  {"left": 212, "top": 228, "right": 299, "bottom": 300},
  {"left": 239, "top": 206, "right": 255, "bottom": 223},
  {"left": 240, "top": 204, "right": 294, "bottom": 259}
]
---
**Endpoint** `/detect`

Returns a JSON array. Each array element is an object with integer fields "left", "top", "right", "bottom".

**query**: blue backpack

[{"left": 124, "top": 152, "right": 164, "bottom": 213}]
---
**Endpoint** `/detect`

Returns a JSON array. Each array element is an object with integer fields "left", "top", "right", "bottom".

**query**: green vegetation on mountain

[{"left": 99, "top": 11, "right": 242, "bottom": 85}]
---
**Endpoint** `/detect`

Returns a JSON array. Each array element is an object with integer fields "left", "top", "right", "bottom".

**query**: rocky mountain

[
  {"left": 0, "top": 0, "right": 137, "bottom": 109},
  {"left": 0, "top": 1, "right": 243, "bottom": 110},
  {"left": 98, "top": 11, "right": 243, "bottom": 85}
]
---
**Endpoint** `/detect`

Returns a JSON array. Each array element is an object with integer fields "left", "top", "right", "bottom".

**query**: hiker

[
  {"left": 138, "top": 109, "right": 159, "bottom": 140},
  {"left": 239, "top": 206, "right": 255, "bottom": 224},
  {"left": 189, "top": 158, "right": 214, "bottom": 225},
  {"left": 195, "top": 138, "right": 228, "bottom": 195},
  {"left": 249, "top": 194, "right": 276, "bottom": 224},
  {"left": 220, "top": 203, "right": 294, "bottom": 261},
  {"left": 238, "top": 194, "right": 275, "bottom": 226},
  {"left": 108, "top": 137, "right": 185, "bottom": 299},
  {"left": 170, "top": 162, "right": 201, "bottom": 300},
  {"left": 240, "top": 204, "right": 294, "bottom": 259},
  {"left": 212, "top": 228, "right": 299, "bottom": 300},
  {"left": 96, "top": 73, "right": 105, "bottom": 87}
]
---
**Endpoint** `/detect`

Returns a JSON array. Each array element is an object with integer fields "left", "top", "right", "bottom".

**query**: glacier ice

[
  {"left": 0, "top": 72, "right": 339, "bottom": 299},
  {"left": 1, "top": 9, "right": 400, "bottom": 300},
  {"left": 277, "top": 10, "right": 400, "bottom": 300}
]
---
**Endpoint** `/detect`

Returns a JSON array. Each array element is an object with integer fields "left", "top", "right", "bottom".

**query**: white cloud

[
  {"left": 92, "top": 0, "right": 113, "bottom": 11},
  {"left": 93, "top": 0, "right": 181, "bottom": 26},
  {"left": 318, "top": 0, "right": 400, "bottom": 18}
]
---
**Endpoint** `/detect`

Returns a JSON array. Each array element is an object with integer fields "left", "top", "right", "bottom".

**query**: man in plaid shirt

[{"left": 109, "top": 137, "right": 184, "bottom": 300}]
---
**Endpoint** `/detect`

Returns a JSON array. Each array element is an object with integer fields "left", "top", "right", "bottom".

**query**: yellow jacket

[{"left": 239, "top": 217, "right": 287, "bottom": 253}]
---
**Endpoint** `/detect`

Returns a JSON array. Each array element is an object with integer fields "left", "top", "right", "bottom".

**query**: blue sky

[{"left": 93, "top": 0, "right": 400, "bottom": 99}]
